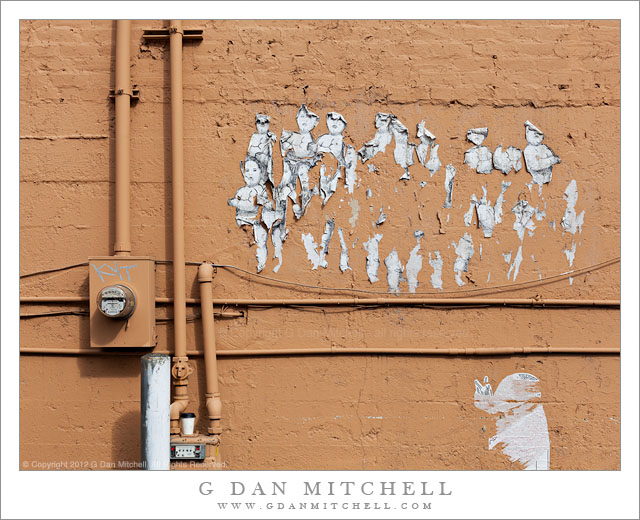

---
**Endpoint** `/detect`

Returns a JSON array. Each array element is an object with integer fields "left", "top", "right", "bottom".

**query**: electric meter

[{"left": 97, "top": 284, "right": 136, "bottom": 319}]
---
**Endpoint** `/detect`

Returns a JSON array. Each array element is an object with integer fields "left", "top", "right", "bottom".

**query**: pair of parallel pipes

[{"left": 115, "top": 20, "right": 220, "bottom": 468}]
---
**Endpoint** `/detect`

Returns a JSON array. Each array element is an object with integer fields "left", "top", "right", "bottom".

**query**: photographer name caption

[{"left": 199, "top": 480, "right": 452, "bottom": 511}]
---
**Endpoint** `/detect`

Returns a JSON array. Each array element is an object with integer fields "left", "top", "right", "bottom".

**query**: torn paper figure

[
  {"left": 428, "top": 251, "right": 443, "bottom": 290},
  {"left": 406, "top": 232, "right": 424, "bottom": 293},
  {"left": 268, "top": 185, "right": 290, "bottom": 273},
  {"left": 464, "top": 127, "right": 493, "bottom": 174},
  {"left": 375, "top": 208, "right": 387, "bottom": 227},
  {"left": 384, "top": 249, "right": 405, "bottom": 294},
  {"left": 319, "top": 164, "right": 341, "bottom": 205},
  {"left": 271, "top": 220, "right": 288, "bottom": 273},
  {"left": 507, "top": 244, "right": 523, "bottom": 281},
  {"left": 228, "top": 157, "right": 271, "bottom": 272},
  {"left": 363, "top": 233, "right": 383, "bottom": 283},
  {"left": 466, "top": 183, "right": 511, "bottom": 238},
  {"left": 474, "top": 373, "right": 550, "bottom": 470},
  {"left": 523, "top": 120, "right": 560, "bottom": 192},
  {"left": 280, "top": 105, "right": 322, "bottom": 219},
  {"left": 493, "top": 145, "right": 522, "bottom": 175},
  {"left": 337, "top": 228, "right": 351, "bottom": 272},
  {"left": 301, "top": 232, "right": 321, "bottom": 270},
  {"left": 560, "top": 180, "right": 585, "bottom": 234},
  {"left": 358, "top": 113, "right": 394, "bottom": 163},
  {"left": 391, "top": 118, "right": 416, "bottom": 180},
  {"left": 443, "top": 164, "right": 456, "bottom": 209},
  {"left": 452, "top": 233, "right": 474, "bottom": 286},
  {"left": 316, "top": 112, "right": 347, "bottom": 164},
  {"left": 318, "top": 218, "right": 335, "bottom": 269},
  {"left": 248, "top": 114, "right": 277, "bottom": 186},
  {"left": 563, "top": 241, "right": 577, "bottom": 267}
]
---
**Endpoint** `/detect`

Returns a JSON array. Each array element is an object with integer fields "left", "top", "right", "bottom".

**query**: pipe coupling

[{"left": 171, "top": 358, "right": 193, "bottom": 381}]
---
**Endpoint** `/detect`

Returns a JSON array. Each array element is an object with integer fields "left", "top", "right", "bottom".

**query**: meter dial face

[{"left": 97, "top": 285, "right": 136, "bottom": 319}]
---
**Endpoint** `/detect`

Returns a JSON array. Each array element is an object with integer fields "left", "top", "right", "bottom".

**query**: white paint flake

[
  {"left": 561, "top": 180, "right": 585, "bottom": 234},
  {"left": 428, "top": 251, "right": 443, "bottom": 290},
  {"left": 406, "top": 232, "right": 424, "bottom": 293},
  {"left": 337, "top": 228, "right": 351, "bottom": 272},
  {"left": 474, "top": 373, "right": 550, "bottom": 470},
  {"left": 443, "top": 164, "right": 456, "bottom": 209},
  {"left": 384, "top": 249, "right": 405, "bottom": 294},
  {"left": 349, "top": 198, "right": 360, "bottom": 228},
  {"left": 358, "top": 113, "right": 394, "bottom": 162},
  {"left": 507, "top": 244, "right": 523, "bottom": 281},
  {"left": 563, "top": 242, "right": 577, "bottom": 267},
  {"left": 452, "top": 233, "right": 474, "bottom": 286},
  {"left": 301, "top": 232, "right": 321, "bottom": 270},
  {"left": 318, "top": 219, "right": 335, "bottom": 269},
  {"left": 363, "top": 233, "right": 383, "bottom": 283}
]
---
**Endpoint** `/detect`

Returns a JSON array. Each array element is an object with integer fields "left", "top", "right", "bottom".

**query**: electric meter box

[{"left": 89, "top": 256, "right": 156, "bottom": 348}]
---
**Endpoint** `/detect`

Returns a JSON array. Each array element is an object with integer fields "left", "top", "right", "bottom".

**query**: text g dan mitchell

[{"left": 199, "top": 480, "right": 453, "bottom": 497}]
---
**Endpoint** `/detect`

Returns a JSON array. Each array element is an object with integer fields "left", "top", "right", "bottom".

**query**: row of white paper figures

[{"left": 239, "top": 105, "right": 561, "bottom": 186}]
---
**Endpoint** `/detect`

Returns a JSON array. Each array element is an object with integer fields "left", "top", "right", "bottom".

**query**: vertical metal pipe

[
  {"left": 141, "top": 354, "right": 170, "bottom": 470},
  {"left": 198, "top": 264, "right": 222, "bottom": 436},
  {"left": 170, "top": 20, "right": 187, "bottom": 360},
  {"left": 168, "top": 20, "right": 190, "bottom": 434},
  {"left": 114, "top": 19, "right": 132, "bottom": 256}
]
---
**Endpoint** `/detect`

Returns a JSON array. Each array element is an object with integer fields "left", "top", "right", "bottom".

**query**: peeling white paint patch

[
  {"left": 319, "top": 164, "right": 341, "bottom": 205},
  {"left": 479, "top": 243, "right": 483, "bottom": 259},
  {"left": 348, "top": 198, "right": 360, "bottom": 228},
  {"left": 253, "top": 224, "right": 268, "bottom": 273},
  {"left": 316, "top": 112, "right": 347, "bottom": 164},
  {"left": 487, "top": 272, "right": 491, "bottom": 283},
  {"left": 271, "top": 210, "right": 288, "bottom": 273},
  {"left": 443, "top": 164, "right": 456, "bottom": 209},
  {"left": 248, "top": 114, "right": 277, "bottom": 186},
  {"left": 563, "top": 242, "right": 577, "bottom": 267},
  {"left": 337, "top": 228, "right": 351, "bottom": 272},
  {"left": 428, "top": 251, "right": 443, "bottom": 290},
  {"left": 344, "top": 145, "right": 358, "bottom": 194},
  {"left": 569, "top": 277, "right": 574, "bottom": 285},
  {"left": 549, "top": 220, "right": 556, "bottom": 231},
  {"left": 358, "top": 113, "right": 394, "bottom": 163},
  {"left": 391, "top": 118, "right": 416, "bottom": 180},
  {"left": 352, "top": 238, "right": 358, "bottom": 249},
  {"left": 561, "top": 180, "right": 585, "bottom": 234},
  {"left": 474, "top": 373, "right": 550, "bottom": 470},
  {"left": 384, "top": 249, "right": 405, "bottom": 294},
  {"left": 494, "top": 181, "right": 511, "bottom": 224},
  {"left": 464, "top": 127, "right": 493, "bottom": 174},
  {"left": 301, "top": 232, "right": 321, "bottom": 270},
  {"left": 503, "top": 251, "right": 512, "bottom": 264},
  {"left": 367, "top": 163, "right": 377, "bottom": 173},
  {"left": 507, "top": 244, "right": 523, "bottom": 281},
  {"left": 512, "top": 199, "right": 537, "bottom": 241},
  {"left": 416, "top": 121, "right": 435, "bottom": 166},
  {"left": 425, "top": 144, "right": 442, "bottom": 176},
  {"left": 363, "top": 233, "right": 383, "bottom": 283},
  {"left": 523, "top": 120, "right": 560, "bottom": 193},
  {"left": 375, "top": 208, "right": 387, "bottom": 227},
  {"left": 366, "top": 188, "right": 372, "bottom": 199},
  {"left": 493, "top": 145, "right": 522, "bottom": 175},
  {"left": 452, "top": 233, "right": 474, "bottom": 286},
  {"left": 420, "top": 181, "right": 427, "bottom": 188},
  {"left": 463, "top": 200, "right": 476, "bottom": 227},
  {"left": 318, "top": 219, "right": 335, "bottom": 269},
  {"left": 475, "top": 187, "right": 496, "bottom": 238},
  {"left": 406, "top": 234, "right": 423, "bottom": 293}
]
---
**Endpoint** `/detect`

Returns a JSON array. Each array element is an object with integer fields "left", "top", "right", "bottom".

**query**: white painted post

[{"left": 141, "top": 353, "right": 170, "bottom": 470}]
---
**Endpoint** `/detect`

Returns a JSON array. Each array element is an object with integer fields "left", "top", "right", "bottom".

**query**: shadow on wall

[
  {"left": 112, "top": 410, "right": 141, "bottom": 467},
  {"left": 75, "top": 353, "right": 142, "bottom": 378}
]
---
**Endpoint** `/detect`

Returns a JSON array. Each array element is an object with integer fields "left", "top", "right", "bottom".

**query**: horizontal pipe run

[
  {"left": 19, "top": 296, "right": 621, "bottom": 308},
  {"left": 19, "top": 347, "right": 621, "bottom": 357}
]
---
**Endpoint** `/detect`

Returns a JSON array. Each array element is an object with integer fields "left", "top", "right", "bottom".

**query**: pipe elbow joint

[
  {"left": 198, "top": 263, "right": 214, "bottom": 283},
  {"left": 170, "top": 398, "right": 189, "bottom": 421}
]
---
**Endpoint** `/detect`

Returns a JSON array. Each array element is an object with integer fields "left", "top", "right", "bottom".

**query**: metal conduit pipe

[
  {"left": 168, "top": 20, "right": 191, "bottom": 435},
  {"left": 19, "top": 296, "right": 621, "bottom": 308},
  {"left": 114, "top": 20, "right": 132, "bottom": 257},
  {"left": 198, "top": 264, "right": 222, "bottom": 436},
  {"left": 20, "top": 347, "right": 621, "bottom": 356}
]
